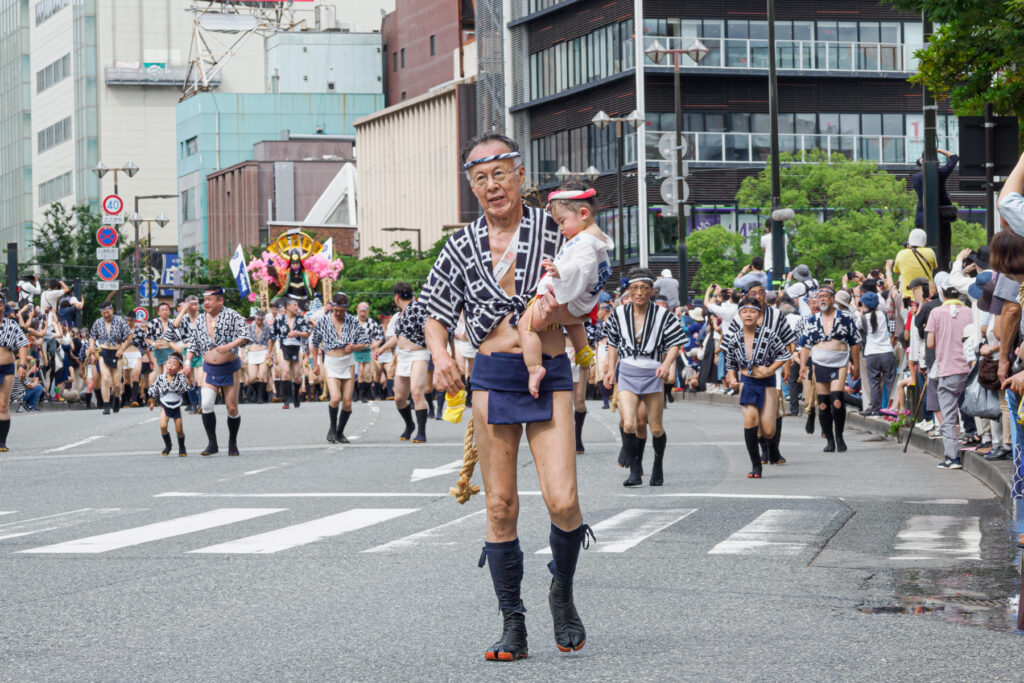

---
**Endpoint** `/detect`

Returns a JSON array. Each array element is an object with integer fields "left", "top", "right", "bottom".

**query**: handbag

[
  {"left": 962, "top": 364, "right": 1001, "bottom": 419},
  {"left": 977, "top": 357, "right": 1001, "bottom": 391}
]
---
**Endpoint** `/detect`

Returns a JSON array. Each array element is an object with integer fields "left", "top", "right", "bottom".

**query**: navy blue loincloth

[{"left": 471, "top": 352, "right": 572, "bottom": 425}]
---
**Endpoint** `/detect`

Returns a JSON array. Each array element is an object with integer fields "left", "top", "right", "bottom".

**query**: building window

[
  {"left": 528, "top": 19, "right": 633, "bottom": 101},
  {"left": 401, "top": 48, "right": 406, "bottom": 68},
  {"left": 401, "top": 91, "right": 407, "bottom": 100},
  {"left": 36, "top": 53, "right": 71, "bottom": 94},
  {"left": 185, "top": 136, "right": 198, "bottom": 157},
  {"left": 34, "top": 0, "right": 70, "bottom": 25},
  {"left": 38, "top": 171, "right": 72, "bottom": 206},
  {"left": 393, "top": 51, "right": 398, "bottom": 72},
  {"left": 37, "top": 116, "right": 72, "bottom": 153},
  {"left": 181, "top": 188, "right": 195, "bottom": 222},
  {"left": 430, "top": 35, "right": 436, "bottom": 56}
]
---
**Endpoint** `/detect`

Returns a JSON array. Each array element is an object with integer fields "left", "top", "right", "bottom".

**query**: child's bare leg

[
  {"left": 566, "top": 323, "right": 588, "bottom": 356},
  {"left": 517, "top": 304, "right": 547, "bottom": 398}
]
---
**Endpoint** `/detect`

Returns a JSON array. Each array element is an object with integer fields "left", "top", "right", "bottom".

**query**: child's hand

[
  {"left": 148, "top": 400, "right": 154, "bottom": 411},
  {"left": 542, "top": 259, "right": 560, "bottom": 279}
]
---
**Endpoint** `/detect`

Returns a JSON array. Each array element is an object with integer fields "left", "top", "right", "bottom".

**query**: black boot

[
  {"left": 759, "top": 437, "right": 770, "bottom": 465},
  {"left": 84, "top": 392, "right": 92, "bottom": 409},
  {"left": 102, "top": 394, "right": 111, "bottom": 415},
  {"left": 201, "top": 413, "right": 218, "bottom": 455},
  {"left": 617, "top": 426, "right": 629, "bottom": 468},
  {"left": 425, "top": 392, "right": 435, "bottom": 419},
  {"left": 398, "top": 405, "right": 414, "bottom": 440},
  {"left": 161, "top": 432, "right": 172, "bottom": 456},
  {"left": 486, "top": 610, "right": 528, "bottom": 662},
  {"left": 831, "top": 391, "right": 848, "bottom": 452},
  {"left": 258, "top": 381, "right": 267, "bottom": 403},
  {"left": 479, "top": 539, "right": 527, "bottom": 661},
  {"left": 547, "top": 523, "right": 592, "bottom": 652},
  {"left": 227, "top": 415, "right": 241, "bottom": 456},
  {"left": 805, "top": 405, "right": 816, "bottom": 435},
  {"left": 413, "top": 408, "right": 428, "bottom": 443},
  {"left": 744, "top": 426, "right": 762, "bottom": 478},
  {"left": 435, "top": 390, "right": 446, "bottom": 420},
  {"left": 622, "top": 432, "right": 642, "bottom": 487},
  {"left": 651, "top": 433, "right": 666, "bottom": 486},
  {"left": 769, "top": 416, "right": 785, "bottom": 464},
  {"left": 574, "top": 410, "right": 586, "bottom": 455},
  {"left": 131, "top": 381, "right": 141, "bottom": 407},
  {"left": 327, "top": 405, "right": 338, "bottom": 443},
  {"left": 177, "top": 434, "right": 187, "bottom": 457},
  {"left": 465, "top": 379, "right": 473, "bottom": 407},
  {"left": 112, "top": 396, "right": 120, "bottom": 413},
  {"left": 664, "top": 383, "right": 674, "bottom": 404},
  {"left": 293, "top": 381, "right": 301, "bottom": 408},
  {"left": 818, "top": 394, "right": 835, "bottom": 452},
  {"left": 0, "top": 418, "right": 10, "bottom": 451},
  {"left": 360, "top": 383, "right": 369, "bottom": 404},
  {"left": 337, "top": 409, "right": 352, "bottom": 443},
  {"left": 636, "top": 437, "right": 646, "bottom": 476}
]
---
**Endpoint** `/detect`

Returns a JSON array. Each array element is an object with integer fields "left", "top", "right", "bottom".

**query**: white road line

[
  {"left": 906, "top": 499, "right": 970, "bottom": 505},
  {"left": 190, "top": 508, "right": 418, "bottom": 554},
  {"left": 536, "top": 509, "right": 696, "bottom": 554},
  {"left": 0, "top": 508, "right": 129, "bottom": 541},
  {"left": 410, "top": 459, "right": 464, "bottom": 482},
  {"left": 708, "top": 509, "right": 840, "bottom": 556},
  {"left": 19, "top": 508, "right": 285, "bottom": 554},
  {"left": 889, "top": 515, "right": 982, "bottom": 561},
  {"left": 363, "top": 509, "right": 486, "bottom": 553},
  {"left": 622, "top": 493, "right": 827, "bottom": 500},
  {"left": 41, "top": 435, "right": 105, "bottom": 453},
  {"left": 154, "top": 492, "right": 447, "bottom": 498},
  {"left": 243, "top": 465, "right": 285, "bottom": 476},
  {"left": 138, "top": 417, "right": 160, "bottom": 425},
  {"left": 0, "top": 511, "right": 16, "bottom": 516}
]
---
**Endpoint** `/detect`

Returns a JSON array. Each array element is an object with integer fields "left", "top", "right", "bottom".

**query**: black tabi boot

[
  {"left": 831, "top": 390, "right": 848, "bottom": 452},
  {"left": 435, "top": 390, "right": 446, "bottom": 420},
  {"left": 759, "top": 437, "right": 770, "bottom": 465},
  {"left": 479, "top": 539, "right": 528, "bottom": 661},
  {"left": 360, "top": 382, "right": 369, "bottom": 403},
  {"left": 84, "top": 392, "right": 92, "bottom": 409},
  {"left": 636, "top": 437, "right": 646, "bottom": 476},
  {"left": 818, "top": 394, "right": 835, "bottom": 452},
  {"left": 413, "top": 408, "right": 428, "bottom": 443},
  {"left": 161, "top": 432, "right": 172, "bottom": 456},
  {"left": 258, "top": 381, "right": 268, "bottom": 403},
  {"left": 574, "top": 410, "right": 586, "bottom": 455},
  {"left": 622, "top": 432, "right": 642, "bottom": 487},
  {"left": 548, "top": 523, "right": 594, "bottom": 653},
  {"left": 337, "top": 409, "right": 352, "bottom": 444},
  {"left": 769, "top": 416, "right": 785, "bottom": 464},
  {"left": 425, "top": 392, "right": 435, "bottom": 419},
  {"left": 599, "top": 383, "right": 610, "bottom": 409},
  {"left": 293, "top": 382, "right": 301, "bottom": 408},
  {"left": 617, "top": 426, "right": 629, "bottom": 468},
  {"left": 651, "top": 433, "right": 667, "bottom": 486},
  {"left": 327, "top": 405, "right": 339, "bottom": 443},
  {"left": 131, "top": 381, "right": 141, "bottom": 407},
  {"left": 398, "top": 405, "right": 414, "bottom": 440},
  {"left": 102, "top": 394, "right": 111, "bottom": 415},
  {"left": 112, "top": 396, "right": 121, "bottom": 413},
  {"left": 177, "top": 433, "right": 187, "bottom": 457},
  {"left": 664, "top": 383, "right": 674, "bottom": 403},
  {"left": 465, "top": 379, "right": 473, "bottom": 407},
  {"left": 0, "top": 418, "right": 10, "bottom": 451},
  {"left": 280, "top": 381, "right": 291, "bottom": 409},
  {"left": 201, "top": 413, "right": 218, "bottom": 455},
  {"left": 274, "top": 380, "right": 283, "bottom": 403},
  {"left": 805, "top": 404, "right": 816, "bottom": 435},
  {"left": 744, "top": 426, "right": 762, "bottom": 478},
  {"left": 227, "top": 415, "right": 241, "bottom": 456},
  {"left": 386, "top": 379, "right": 394, "bottom": 399}
]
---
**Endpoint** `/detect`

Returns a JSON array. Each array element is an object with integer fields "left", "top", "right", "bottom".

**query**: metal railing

[
  {"left": 642, "top": 130, "right": 957, "bottom": 166},
  {"left": 628, "top": 36, "right": 922, "bottom": 73}
]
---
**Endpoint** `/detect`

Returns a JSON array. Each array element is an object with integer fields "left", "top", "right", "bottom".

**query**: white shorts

[
  {"left": 396, "top": 348, "right": 430, "bottom": 378},
  {"left": 324, "top": 354, "right": 357, "bottom": 380},
  {"left": 124, "top": 351, "right": 141, "bottom": 369},
  {"left": 454, "top": 339, "right": 477, "bottom": 360},
  {"left": 247, "top": 349, "right": 268, "bottom": 366},
  {"left": 378, "top": 351, "right": 394, "bottom": 364}
]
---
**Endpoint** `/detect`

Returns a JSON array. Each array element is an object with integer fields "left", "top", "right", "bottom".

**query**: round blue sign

[
  {"left": 97, "top": 260, "right": 119, "bottom": 281},
  {"left": 96, "top": 226, "right": 118, "bottom": 248}
]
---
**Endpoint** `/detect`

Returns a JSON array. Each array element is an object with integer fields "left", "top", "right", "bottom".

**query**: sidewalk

[{"left": 680, "top": 389, "right": 1019, "bottom": 510}]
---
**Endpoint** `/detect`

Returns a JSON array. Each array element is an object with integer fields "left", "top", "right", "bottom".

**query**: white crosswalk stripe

[
  {"left": 20, "top": 508, "right": 285, "bottom": 554},
  {"left": 0, "top": 508, "right": 129, "bottom": 541},
  {"left": 0, "top": 511, "right": 16, "bottom": 517},
  {"left": 362, "top": 509, "right": 486, "bottom": 553},
  {"left": 191, "top": 508, "right": 419, "bottom": 554},
  {"left": 708, "top": 509, "right": 840, "bottom": 556},
  {"left": 889, "top": 515, "right": 981, "bottom": 561},
  {"left": 537, "top": 509, "right": 696, "bottom": 554}
]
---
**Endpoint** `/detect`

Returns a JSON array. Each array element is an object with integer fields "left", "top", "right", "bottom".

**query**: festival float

[{"left": 246, "top": 230, "right": 344, "bottom": 310}]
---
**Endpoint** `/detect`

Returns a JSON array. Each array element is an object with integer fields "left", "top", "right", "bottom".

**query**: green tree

[
  {"left": 686, "top": 224, "right": 746, "bottom": 293},
  {"left": 889, "top": 0, "right": 1024, "bottom": 120}
]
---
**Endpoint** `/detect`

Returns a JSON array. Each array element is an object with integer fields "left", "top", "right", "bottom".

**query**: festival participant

[
  {"left": 603, "top": 267, "right": 685, "bottom": 487},
  {"left": 148, "top": 302, "right": 176, "bottom": 386},
  {"left": 517, "top": 182, "right": 611, "bottom": 398},
  {"left": 798, "top": 285, "right": 862, "bottom": 452},
  {"left": 267, "top": 297, "right": 311, "bottom": 410},
  {"left": 89, "top": 302, "right": 132, "bottom": 414},
  {"left": 125, "top": 316, "right": 152, "bottom": 407},
  {"left": 311, "top": 292, "right": 370, "bottom": 443},
  {"left": 147, "top": 352, "right": 189, "bottom": 456},
  {"left": 572, "top": 318, "right": 603, "bottom": 455},
  {"left": 453, "top": 312, "right": 476, "bottom": 407},
  {"left": 184, "top": 286, "right": 253, "bottom": 456},
  {"left": 374, "top": 282, "right": 430, "bottom": 443},
  {"left": 245, "top": 310, "right": 272, "bottom": 403},
  {"left": 723, "top": 297, "right": 792, "bottom": 478},
  {"left": 168, "top": 295, "right": 202, "bottom": 413},
  {"left": 423, "top": 132, "right": 593, "bottom": 660},
  {"left": 354, "top": 302, "right": 384, "bottom": 402},
  {"left": 0, "top": 295, "right": 29, "bottom": 450}
]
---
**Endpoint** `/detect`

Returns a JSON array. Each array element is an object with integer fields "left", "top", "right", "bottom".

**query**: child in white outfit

[{"left": 518, "top": 183, "right": 613, "bottom": 397}]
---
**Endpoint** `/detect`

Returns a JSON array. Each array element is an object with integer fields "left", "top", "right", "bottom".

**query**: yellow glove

[
  {"left": 574, "top": 345, "right": 595, "bottom": 368},
  {"left": 443, "top": 389, "right": 467, "bottom": 424}
]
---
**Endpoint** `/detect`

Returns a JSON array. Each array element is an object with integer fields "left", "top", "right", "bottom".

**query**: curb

[{"left": 678, "top": 390, "right": 1017, "bottom": 506}]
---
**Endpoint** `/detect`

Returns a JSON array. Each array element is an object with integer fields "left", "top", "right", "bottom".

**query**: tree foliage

[
  {"left": 686, "top": 224, "right": 746, "bottom": 293},
  {"left": 889, "top": 0, "right": 1024, "bottom": 120}
]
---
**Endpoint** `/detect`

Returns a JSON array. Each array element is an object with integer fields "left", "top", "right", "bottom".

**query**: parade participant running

[
  {"left": 0, "top": 297, "right": 29, "bottom": 451},
  {"left": 798, "top": 286, "right": 862, "bottom": 452},
  {"left": 148, "top": 302, "right": 175, "bottom": 385},
  {"left": 125, "top": 316, "right": 152, "bottom": 407},
  {"left": 184, "top": 286, "right": 253, "bottom": 456},
  {"left": 89, "top": 302, "right": 132, "bottom": 414},
  {"left": 374, "top": 282, "right": 431, "bottom": 443},
  {"left": 354, "top": 302, "right": 383, "bottom": 402},
  {"left": 311, "top": 292, "right": 371, "bottom": 443},
  {"left": 603, "top": 267, "right": 685, "bottom": 487},
  {"left": 722, "top": 297, "right": 792, "bottom": 478},
  {"left": 518, "top": 182, "right": 612, "bottom": 398},
  {"left": 147, "top": 352, "right": 189, "bottom": 456},
  {"left": 167, "top": 295, "right": 201, "bottom": 413},
  {"left": 267, "top": 297, "right": 311, "bottom": 410},
  {"left": 245, "top": 311, "right": 272, "bottom": 403},
  {"left": 423, "top": 132, "right": 592, "bottom": 661}
]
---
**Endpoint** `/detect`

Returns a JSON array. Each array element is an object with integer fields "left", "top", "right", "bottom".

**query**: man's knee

[
  {"left": 622, "top": 418, "right": 637, "bottom": 433},
  {"left": 545, "top": 492, "right": 580, "bottom": 524},
  {"left": 341, "top": 399, "right": 352, "bottom": 411},
  {"left": 486, "top": 493, "right": 519, "bottom": 526}
]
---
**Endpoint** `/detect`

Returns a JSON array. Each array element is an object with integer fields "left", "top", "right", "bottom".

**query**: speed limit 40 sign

[{"left": 102, "top": 194, "right": 124, "bottom": 215}]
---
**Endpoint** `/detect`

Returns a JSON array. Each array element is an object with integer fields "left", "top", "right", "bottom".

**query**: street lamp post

[
  {"left": 592, "top": 110, "right": 643, "bottom": 270},
  {"left": 91, "top": 161, "right": 139, "bottom": 197},
  {"left": 554, "top": 166, "right": 602, "bottom": 185},
  {"left": 644, "top": 38, "right": 709, "bottom": 305},
  {"left": 383, "top": 227, "right": 422, "bottom": 260}
]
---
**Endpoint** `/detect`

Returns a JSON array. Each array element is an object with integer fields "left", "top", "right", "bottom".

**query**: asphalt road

[{"left": 1, "top": 394, "right": 1022, "bottom": 681}]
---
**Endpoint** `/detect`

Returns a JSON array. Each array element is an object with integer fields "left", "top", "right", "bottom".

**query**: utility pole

[
  {"left": 768, "top": 0, "right": 786, "bottom": 284},
  {"left": 985, "top": 101, "right": 995, "bottom": 241},
  {"left": 921, "top": 12, "right": 943, "bottom": 265}
]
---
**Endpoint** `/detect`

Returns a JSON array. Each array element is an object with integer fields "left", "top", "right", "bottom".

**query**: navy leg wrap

[{"left": 479, "top": 538, "right": 526, "bottom": 614}]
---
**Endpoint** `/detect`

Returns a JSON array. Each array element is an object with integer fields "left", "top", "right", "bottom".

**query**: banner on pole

[{"left": 230, "top": 244, "right": 251, "bottom": 299}]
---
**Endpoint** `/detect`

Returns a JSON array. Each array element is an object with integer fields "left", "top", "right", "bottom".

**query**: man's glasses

[{"left": 468, "top": 165, "right": 522, "bottom": 188}]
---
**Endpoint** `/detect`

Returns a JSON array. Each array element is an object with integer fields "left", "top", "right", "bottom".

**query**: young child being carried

[
  {"left": 519, "top": 182, "right": 614, "bottom": 398},
  {"left": 148, "top": 352, "right": 190, "bottom": 456}
]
